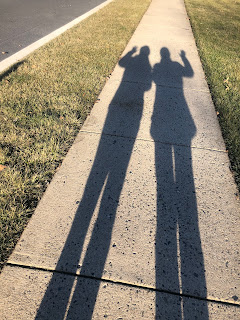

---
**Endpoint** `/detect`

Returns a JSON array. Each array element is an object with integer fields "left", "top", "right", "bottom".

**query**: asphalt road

[{"left": 0, "top": 0, "right": 106, "bottom": 62}]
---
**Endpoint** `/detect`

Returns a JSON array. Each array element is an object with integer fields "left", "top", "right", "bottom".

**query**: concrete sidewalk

[{"left": 0, "top": 0, "right": 239, "bottom": 318}]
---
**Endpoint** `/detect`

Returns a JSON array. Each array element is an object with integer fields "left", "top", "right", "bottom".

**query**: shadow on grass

[
  {"left": 35, "top": 47, "right": 208, "bottom": 319},
  {"left": 0, "top": 60, "right": 25, "bottom": 81}
]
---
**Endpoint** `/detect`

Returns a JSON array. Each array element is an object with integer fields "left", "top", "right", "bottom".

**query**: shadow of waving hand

[
  {"left": 151, "top": 48, "right": 209, "bottom": 319},
  {"left": 35, "top": 46, "right": 151, "bottom": 320}
]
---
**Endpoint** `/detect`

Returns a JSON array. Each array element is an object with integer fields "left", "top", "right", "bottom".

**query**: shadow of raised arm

[{"left": 180, "top": 50, "right": 193, "bottom": 77}]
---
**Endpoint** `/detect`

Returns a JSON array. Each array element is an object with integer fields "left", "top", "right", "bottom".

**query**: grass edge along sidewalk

[
  {"left": 0, "top": 0, "right": 151, "bottom": 270},
  {"left": 184, "top": 0, "right": 240, "bottom": 192}
]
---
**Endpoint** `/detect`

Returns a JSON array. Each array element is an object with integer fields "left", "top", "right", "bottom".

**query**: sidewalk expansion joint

[
  {"left": 79, "top": 130, "right": 228, "bottom": 153},
  {"left": 7, "top": 262, "right": 240, "bottom": 308},
  {"left": 154, "top": 82, "right": 209, "bottom": 93},
  {"left": 117, "top": 79, "right": 210, "bottom": 93}
]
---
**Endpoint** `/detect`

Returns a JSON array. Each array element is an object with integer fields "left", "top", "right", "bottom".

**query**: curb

[{"left": 0, "top": 0, "right": 113, "bottom": 74}]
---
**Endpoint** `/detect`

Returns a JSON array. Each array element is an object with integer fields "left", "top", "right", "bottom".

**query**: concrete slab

[
  {"left": 108, "top": 44, "right": 208, "bottom": 92},
  {"left": 133, "top": 24, "right": 196, "bottom": 45},
  {"left": 1, "top": 0, "right": 239, "bottom": 318},
  {"left": 9, "top": 134, "right": 239, "bottom": 304},
  {"left": 0, "top": 265, "right": 239, "bottom": 320},
  {"left": 82, "top": 81, "right": 225, "bottom": 150}
]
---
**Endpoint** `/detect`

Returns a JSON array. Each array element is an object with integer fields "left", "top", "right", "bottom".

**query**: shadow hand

[
  {"left": 180, "top": 50, "right": 186, "bottom": 59},
  {"left": 131, "top": 46, "right": 137, "bottom": 54}
]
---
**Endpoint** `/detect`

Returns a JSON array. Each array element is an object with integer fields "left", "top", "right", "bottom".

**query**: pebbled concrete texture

[
  {"left": 82, "top": 81, "right": 225, "bottom": 150},
  {"left": 0, "top": 266, "right": 239, "bottom": 320},
  {"left": 8, "top": 133, "right": 239, "bottom": 303},
  {"left": 1, "top": 0, "right": 240, "bottom": 318}
]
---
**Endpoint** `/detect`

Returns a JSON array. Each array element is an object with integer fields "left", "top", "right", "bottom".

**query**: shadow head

[
  {"left": 140, "top": 46, "right": 150, "bottom": 56},
  {"left": 160, "top": 47, "right": 170, "bottom": 59}
]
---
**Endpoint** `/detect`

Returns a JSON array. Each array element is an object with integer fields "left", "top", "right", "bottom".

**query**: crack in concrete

[
  {"left": 109, "top": 79, "right": 210, "bottom": 93},
  {"left": 6, "top": 262, "right": 240, "bottom": 308},
  {"left": 78, "top": 129, "right": 228, "bottom": 153}
]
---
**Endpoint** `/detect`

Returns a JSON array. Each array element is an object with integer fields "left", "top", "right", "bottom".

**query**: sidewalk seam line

[
  {"left": 79, "top": 130, "right": 227, "bottom": 153},
  {"left": 109, "top": 79, "right": 209, "bottom": 93},
  {"left": 6, "top": 262, "right": 240, "bottom": 307}
]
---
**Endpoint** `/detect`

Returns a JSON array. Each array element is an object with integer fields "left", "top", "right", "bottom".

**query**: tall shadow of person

[
  {"left": 35, "top": 46, "right": 151, "bottom": 320},
  {"left": 151, "top": 48, "right": 209, "bottom": 319}
]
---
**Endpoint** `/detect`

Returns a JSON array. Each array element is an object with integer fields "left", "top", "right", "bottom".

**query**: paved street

[{"left": 0, "top": 0, "right": 106, "bottom": 62}]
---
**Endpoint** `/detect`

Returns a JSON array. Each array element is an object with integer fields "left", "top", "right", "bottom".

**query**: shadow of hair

[{"left": 0, "top": 60, "right": 26, "bottom": 81}]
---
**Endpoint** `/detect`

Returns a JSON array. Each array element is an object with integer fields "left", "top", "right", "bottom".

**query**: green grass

[
  {"left": 0, "top": 0, "right": 151, "bottom": 269},
  {"left": 184, "top": 0, "right": 240, "bottom": 190}
]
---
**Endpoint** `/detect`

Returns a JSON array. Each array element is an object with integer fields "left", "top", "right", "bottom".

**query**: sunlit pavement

[{"left": 0, "top": 0, "right": 239, "bottom": 318}]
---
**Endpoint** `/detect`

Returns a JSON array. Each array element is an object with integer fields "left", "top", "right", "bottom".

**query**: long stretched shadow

[
  {"left": 35, "top": 46, "right": 151, "bottom": 319},
  {"left": 152, "top": 48, "right": 209, "bottom": 319}
]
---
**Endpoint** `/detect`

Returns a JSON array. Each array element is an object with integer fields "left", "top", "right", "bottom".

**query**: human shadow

[
  {"left": 152, "top": 48, "right": 209, "bottom": 319},
  {"left": 0, "top": 60, "right": 25, "bottom": 81},
  {"left": 35, "top": 46, "right": 151, "bottom": 319}
]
